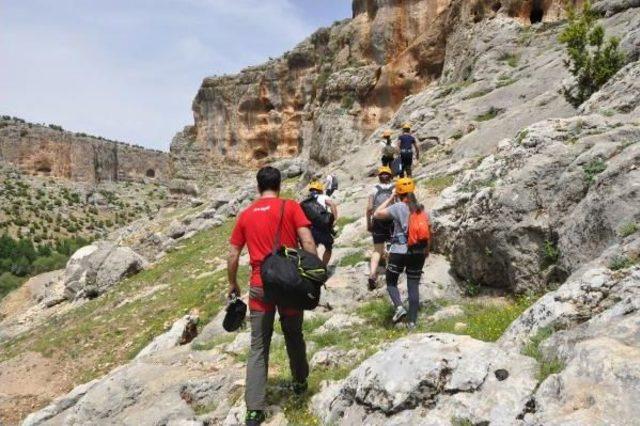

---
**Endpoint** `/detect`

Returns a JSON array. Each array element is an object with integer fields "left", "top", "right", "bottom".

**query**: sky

[{"left": 0, "top": 0, "right": 352, "bottom": 151}]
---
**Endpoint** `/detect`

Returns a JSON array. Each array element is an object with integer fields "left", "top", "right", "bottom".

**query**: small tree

[{"left": 559, "top": 1, "right": 626, "bottom": 107}]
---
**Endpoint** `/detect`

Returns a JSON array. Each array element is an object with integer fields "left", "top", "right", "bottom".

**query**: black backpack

[
  {"left": 372, "top": 185, "right": 393, "bottom": 211},
  {"left": 300, "top": 197, "right": 334, "bottom": 231},
  {"left": 261, "top": 201, "right": 328, "bottom": 310},
  {"left": 330, "top": 175, "right": 338, "bottom": 191}
]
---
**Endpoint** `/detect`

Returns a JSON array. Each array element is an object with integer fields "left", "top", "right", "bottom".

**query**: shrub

[
  {"left": 475, "top": 106, "right": 504, "bottom": 122},
  {"left": 559, "top": 1, "right": 626, "bottom": 107},
  {"left": 0, "top": 272, "right": 24, "bottom": 300},
  {"left": 618, "top": 222, "right": 638, "bottom": 238},
  {"left": 609, "top": 255, "right": 636, "bottom": 271},
  {"left": 522, "top": 327, "right": 565, "bottom": 382},
  {"left": 541, "top": 239, "right": 561, "bottom": 269},
  {"left": 583, "top": 158, "right": 607, "bottom": 184}
]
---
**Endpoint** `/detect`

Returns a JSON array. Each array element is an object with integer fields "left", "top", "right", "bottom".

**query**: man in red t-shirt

[{"left": 227, "top": 166, "right": 317, "bottom": 426}]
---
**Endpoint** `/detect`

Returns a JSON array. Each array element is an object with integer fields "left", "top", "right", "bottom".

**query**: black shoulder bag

[{"left": 261, "top": 200, "right": 328, "bottom": 310}]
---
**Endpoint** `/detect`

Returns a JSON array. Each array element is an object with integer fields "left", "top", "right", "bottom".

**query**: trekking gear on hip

[
  {"left": 395, "top": 177, "right": 415, "bottom": 195},
  {"left": 391, "top": 157, "right": 403, "bottom": 176},
  {"left": 223, "top": 294, "right": 247, "bottom": 332},
  {"left": 261, "top": 201, "right": 328, "bottom": 310},
  {"left": 300, "top": 197, "right": 334, "bottom": 230},
  {"left": 308, "top": 181, "right": 324, "bottom": 192},
  {"left": 408, "top": 210, "right": 431, "bottom": 248}
]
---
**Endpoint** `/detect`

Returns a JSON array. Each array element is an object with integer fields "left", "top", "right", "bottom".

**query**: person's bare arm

[
  {"left": 297, "top": 227, "right": 317, "bottom": 255},
  {"left": 373, "top": 192, "right": 395, "bottom": 221},
  {"left": 326, "top": 198, "right": 338, "bottom": 221},
  {"left": 366, "top": 195, "right": 374, "bottom": 231},
  {"left": 227, "top": 244, "right": 242, "bottom": 297}
]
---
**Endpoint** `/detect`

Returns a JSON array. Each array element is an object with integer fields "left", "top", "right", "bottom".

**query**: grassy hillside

[{"left": 0, "top": 221, "right": 246, "bottom": 385}]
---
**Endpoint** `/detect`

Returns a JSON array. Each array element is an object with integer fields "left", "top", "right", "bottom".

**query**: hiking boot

[
  {"left": 392, "top": 306, "right": 408, "bottom": 323},
  {"left": 292, "top": 380, "right": 308, "bottom": 395},
  {"left": 367, "top": 277, "right": 377, "bottom": 291},
  {"left": 246, "top": 410, "right": 266, "bottom": 426},
  {"left": 407, "top": 322, "right": 417, "bottom": 330}
]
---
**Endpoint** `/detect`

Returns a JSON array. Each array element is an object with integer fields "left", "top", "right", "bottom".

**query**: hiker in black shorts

[{"left": 366, "top": 166, "right": 394, "bottom": 290}]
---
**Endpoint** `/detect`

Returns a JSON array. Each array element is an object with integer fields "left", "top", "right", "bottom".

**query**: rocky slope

[
  {"left": 2, "top": 0, "right": 640, "bottom": 425},
  {"left": 0, "top": 117, "right": 170, "bottom": 184},
  {"left": 171, "top": 0, "right": 581, "bottom": 176}
]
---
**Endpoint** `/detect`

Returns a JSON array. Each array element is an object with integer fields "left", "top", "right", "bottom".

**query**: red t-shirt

[{"left": 230, "top": 197, "right": 311, "bottom": 311}]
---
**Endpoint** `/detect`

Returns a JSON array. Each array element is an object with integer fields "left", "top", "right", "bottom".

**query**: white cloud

[{"left": 0, "top": 0, "right": 343, "bottom": 150}]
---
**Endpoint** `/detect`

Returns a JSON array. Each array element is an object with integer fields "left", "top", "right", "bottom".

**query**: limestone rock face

[
  {"left": 312, "top": 333, "right": 538, "bottom": 425},
  {"left": 62, "top": 242, "right": 148, "bottom": 300},
  {"left": 431, "top": 114, "right": 640, "bottom": 293},
  {"left": 171, "top": 0, "right": 576, "bottom": 171},
  {"left": 0, "top": 118, "right": 170, "bottom": 184}
]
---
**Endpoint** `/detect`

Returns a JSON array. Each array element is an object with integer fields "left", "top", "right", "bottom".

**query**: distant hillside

[{"left": 0, "top": 116, "right": 171, "bottom": 184}]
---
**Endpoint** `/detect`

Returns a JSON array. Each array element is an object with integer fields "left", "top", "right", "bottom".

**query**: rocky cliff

[
  {"left": 0, "top": 117, "right": 171, "bottom": 184},
  {"left": 171, "top": 0, "right": 581, "bottom": 175}
]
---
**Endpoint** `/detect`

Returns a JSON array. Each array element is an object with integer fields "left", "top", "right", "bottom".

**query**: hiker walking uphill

[
  {"left": 373, "top": 177, "right": 431, "bottom": 329},
  {"left": 397, "top": 123, "right": 420, "bottom": 177},
  {"left": 366, "top": 166, "right": 395, "bottom": 290},
  {"left": 380, "top": 130, "right": 396, "bottom": 167},
  {"left": 227, "top": 166, "right": 318, "bottom": 426},
  {"left": 324, "top": 173, "right": 338, "bottom": 197},
  {"left": 301, "top": 181, "right": 338, "bottom": 266}
]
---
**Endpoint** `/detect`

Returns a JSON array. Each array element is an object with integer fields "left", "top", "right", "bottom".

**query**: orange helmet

[
  {"left": 382, "top": 130, "right": 392, "bottom": 138},
  {"left": 378, "top": 166, "right": 393, "bottom": 176},
  {"left": 395, "top": 177, "right": 415, "bottom": 195}
]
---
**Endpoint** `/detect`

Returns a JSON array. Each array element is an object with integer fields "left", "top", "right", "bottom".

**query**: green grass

[
  {"left": 583, "top": 158, "right": 607, "bottom": 184},
  {"left": 541, "top": 240, "right": 561, "bottom": 270},
  {"left": 463, "top": 88, "right": 493, "bottom": 100},
  {"left": 335, "top": 216, "right": 358, "bottom": 234},
  {"left": 522, "top": 327, "right": 565, "bottom": 382},
  {"left": 422, "top": 175, "right": 456, "bottom": 194},
  {"left": 499, "top": 52, "right": 520, "bottom": 68},
  {"left": 475, "top": 106, "right": 504, "bottom": 122},
  {"left": 426, "top": 297, "right": 535, "bottom": 342},
  {"left": 618, "top": 222, "right": 638, "bottom": 238},
  {"left": 0, "top": 221, "right": 247, "bottom": 384},
  {"left": 608, "top": 255, "right": 637, "bottom": 271},
  {"left": 338, "top": 250, "right": 367, "bottom": 267}
]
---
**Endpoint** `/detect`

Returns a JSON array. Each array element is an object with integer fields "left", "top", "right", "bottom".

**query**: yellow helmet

[
  {"left": 378, "top": 166, "right": 393, "bottom": 176},
  {"left": 308, "top": 181, "right": 325, "bottom": 192},
  {"left": 395, "top": 177, "right": 415, "bottom": 195},
  {"left": 402, "top": 122, "right": 411, "bottom": 130},
  {"left": 382, "top": 130, "right": 392, "bottom": 138}
]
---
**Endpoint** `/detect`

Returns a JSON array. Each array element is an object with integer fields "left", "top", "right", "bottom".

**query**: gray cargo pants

[{"left": 245, "top": 300, "right": 309, "bottom": 411}]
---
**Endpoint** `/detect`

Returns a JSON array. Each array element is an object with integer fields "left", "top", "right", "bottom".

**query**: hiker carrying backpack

[
  {"left": 301, "top": 181, "right": 338, "bottom": 266},
  {"left": 325, "top": 174, "right": 338, "bottom": 196},
  {"left": 261, "top": 201, "right": 328, "bottom": 310},
  {"left": 371, "top": 177, "right": 430, "bottom": 329}
]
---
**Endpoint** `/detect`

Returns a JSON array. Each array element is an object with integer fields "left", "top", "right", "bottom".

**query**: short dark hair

[{"left": 256, "top": 166, "right": 281, "bottom": 193}]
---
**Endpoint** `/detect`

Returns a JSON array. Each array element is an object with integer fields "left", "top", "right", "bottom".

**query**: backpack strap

[{"left": 272, "top": 200, "right": 286, "bottom": 254}]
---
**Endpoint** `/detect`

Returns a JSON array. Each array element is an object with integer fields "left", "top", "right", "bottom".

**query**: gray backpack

[{"left": 372, "top": 185, "right": 393, "bottom": 221}]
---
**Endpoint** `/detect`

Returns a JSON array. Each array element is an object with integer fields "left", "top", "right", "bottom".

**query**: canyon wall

[
  {"left": 171, "top": 0, "right": 578, "bottom": 175},
  {"left": 0, "top": 117, "right": 170, "bottom": 184}
]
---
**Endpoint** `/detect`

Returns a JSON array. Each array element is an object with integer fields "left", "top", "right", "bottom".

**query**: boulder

[
  {"left": 313, "top": 333, "right": 538, "bottom": 425},
  {"left": 135, "top": 314, "right": 199, "bottom": 359},
  {"left": 310, "top": 347, "right": 365, "bottom": 369},
  {"left": 524, "top": 275, "right": 640, "bottom": 424},
  {"left": 432, "top": 115, "right": 640, "bottom": 293},
  {"left": 62, "top": 242, "right": 147, "bottom": 300},
  {"left": 167, "top": 220, "right": 187, "bottom": 239},
  {"left": 23, "top": 348, "right": 241, "bottom": 426},
  {"left": 313, "top": 314, "right": 365, "bottom": 335},
  {"left": 169, "top": 179, "right": 200, "bottom": 197}
]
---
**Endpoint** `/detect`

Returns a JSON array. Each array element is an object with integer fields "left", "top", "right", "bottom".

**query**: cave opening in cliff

[
  {"left": 146, "top": 169, "right": 156, "bottom": 178},
  {"left": 530, "top": 1, "right": 544, "bottom": 23}
]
